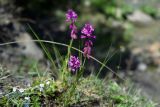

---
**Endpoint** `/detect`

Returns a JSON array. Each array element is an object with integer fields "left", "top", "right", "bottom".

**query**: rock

[
  {"left": 132, "top": 42, "right": 160, "bottom": 66},
  {"left": 0, "top": 6, "right": 44, "bottom": 62},
  {"left": 0, "top": 22, "right": 44, "bottom": 61},
  {"left": 148, "top": 42, "right": 160, "bottom": 65},
  {"left": 137, "top": 63, "right": 147, "bottom": 72},
  {"left": 132, "top": 47, "right": 143, "bottom": 55},
  {"left": 127, "top": 10, "right": 153, "bottom": 25},
  {"left": 16, "top": 33, "right": 44, "bottom": 60},
  {"left": 148, "top": 42, "right": 160, "bottom": 54},
  {"left": 132, "top": 71, "right": 160, "bottom": 103}
]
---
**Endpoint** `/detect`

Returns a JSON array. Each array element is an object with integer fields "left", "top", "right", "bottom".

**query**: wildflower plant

[{"left": 60, "top": 10, "right": 96, "bottom": 105}]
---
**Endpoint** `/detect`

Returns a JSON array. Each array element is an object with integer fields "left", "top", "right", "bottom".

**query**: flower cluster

[
  {"left": 66, "top": 9, "right": 78, "bottom": 39},
  {"left": 81, "top": 23, "right": 96, "bottom": 39},
  {"left": 68, "top": 55, "right": 80, "bottom": 72},
  {"left": 66, "top": 9, "right": 96, "bottom": 72},
  {"left": 81, "top": 23, "right": 96, "bottom": 59},
  {"left": 66, "top": 9, "right": 77, "bottom": 22}
]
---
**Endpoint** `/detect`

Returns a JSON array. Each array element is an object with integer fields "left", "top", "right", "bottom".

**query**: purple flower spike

[
  {"left": 66, "top": 9, "right": 78, "bottom": 39},
  {"left": 81, "top": 23, "right": 96, "bottom": 39},
  {"left": 70, "top": 23, "right": 77, "bottom": 39},
  {"left": 68, "top": 55, "right": 81, "bottom": 72},
  {"left": 66, "top": 9, "right": 78, "bottom": 22},
  {"left": 71, "top": 28, "right": 77, "bottom": 39},
  {"left": 81, "top": 23, "right": 96, "bottom": 59}
]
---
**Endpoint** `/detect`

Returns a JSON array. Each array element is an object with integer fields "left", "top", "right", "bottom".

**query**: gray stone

[
  {"left": 16, "top": 33, "right": 44, "bottom": 60},
  {"left": 127, "top": 10, "right": 153, "bottom": 25},
  {"left": 137, "top": 63, "right": 147, "bottom": 72}
]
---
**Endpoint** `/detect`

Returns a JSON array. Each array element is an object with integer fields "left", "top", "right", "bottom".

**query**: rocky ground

[
  {"left": 0, "top": 4, "right": 44, "bottom": 71},
  {"left": 123, "top": 0, "right": 160, "bottom": 105},
  {"left": 129, "top": 20, "right": 160, "bottom": 105}
]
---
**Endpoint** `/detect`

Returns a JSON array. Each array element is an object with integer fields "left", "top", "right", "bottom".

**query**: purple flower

[
  {"left": 83, "top": 46, "right": 91, "bottom": 59},
  {"left": 81, "top": 23, "right": 96, "bottom": 39},
  {"left": 81, "top": 23, "right": 96, "bottom": 59},
  {"left": 71, "top": 28, "right": 77, "bottom": 39},
  {"left": 83, "top": 40, "right": 93, "bottom": 59},
  {"left": 68, "top": 55, "right": 81, "bottom": 72},
  {"left": 84, "top": 40, "right": 93, "bottom": 47},
  {"left": 66, "top": 9, "right": 78, "bottom": 22},
  {"left": 66, "top": 9, "right": 78, "bottom": 39},
  {"left": 70, "top": 23, "right": 77, "bottom": 39}
]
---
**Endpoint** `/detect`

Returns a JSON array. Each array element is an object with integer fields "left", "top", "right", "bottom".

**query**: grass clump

[{"left": 0, "top": 74, "right": 156, "bottom": 107}]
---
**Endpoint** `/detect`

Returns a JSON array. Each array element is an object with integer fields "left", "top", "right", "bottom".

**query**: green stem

[{"left": 62, "top": 39, "right": 73, "bottom": 84}]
